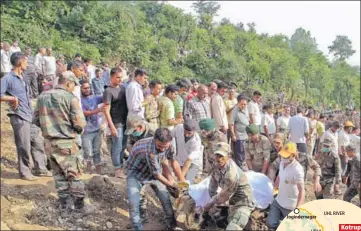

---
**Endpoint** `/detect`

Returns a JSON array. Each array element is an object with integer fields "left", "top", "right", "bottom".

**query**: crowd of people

[{"left": 1, "top": 44, "right": 360, "bottom": 231}]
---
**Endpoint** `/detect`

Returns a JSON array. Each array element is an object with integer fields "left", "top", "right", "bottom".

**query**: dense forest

[{"left": 1, "top": 1, "right": 360, "bottom": 109}]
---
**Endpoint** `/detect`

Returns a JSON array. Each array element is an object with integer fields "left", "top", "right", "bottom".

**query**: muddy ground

[{"left": 1, "top": 103, "right": 359, "bottom": 230}]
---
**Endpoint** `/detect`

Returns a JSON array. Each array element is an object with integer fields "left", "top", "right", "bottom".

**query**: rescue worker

[
  {"left": 198, "top": 118, "right": 227, "bottom": 174},
  {"left": 173, "top": 119, "right": 203, "bottom": 183},
  {"left": 314, "top": 138, "right": 342, "bottom": 199},
  {"left": 34, "top": 71, "right": 90, "bottom": 216},
  {"left": 245, "top": 124, "right": 272, "bottom": 174},
  {"left": 125, "top": 115, "right": 154, "bottom": 153},
  {"left": 343, "top": 145, "right": 360, "bottom": 207},
  {"left": 124, "top": 115, "right": 155, "bottom": 225},
  {"left": 268, "top": 148, "right": 322, "bottom": 194},
  {"left": 203, "top": 142, "right": 256, "bottom": 230}
]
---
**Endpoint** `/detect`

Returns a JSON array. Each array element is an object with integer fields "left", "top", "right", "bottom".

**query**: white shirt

[
  {"left": 338, "top": 129, "right": 350, "bottom": 154},
  {"left": 276, "top": 159, "right": 304, "bottom": 210},
  {"left": 288, "top": 114, "right": 309, "bottom": 144},
  {"left": 173, "top": 124, "right": 203, "bottom": 169},
  {"left": 211, "top": 93, "right": 228, "bottom": 130},
  {"left": 248, "top": 100, "right": 261, "bottom": 125},
  {"left": 34, "top": 53, "right": 44, "bottom": 74},
  {"left": 122, "top": 68, "right": 128, "bottom": 82},
  {"left": 87, "top": 64, "right": 96, "bottom": 82},
  {"left": 73, "top": 85, "right": 82, "bottom": 108},
  {"left": 126, "top": 81, "right": 145, "bottom": 118},
  {"left": 261, "top": 113, "right": 276, "bottom": 135},
  {"left": 320, "top": 129, "right": 339, "bottom": 153},
  {"left": 1, "top": 50, "right": 11, "bottom": 73},
  {"left": 10, "top": 46, "right": 21, "bottom": 56},
  {"left": 43, "top": 56, "right": 56, "bottom": 75},
  {"left": 277, "top": 115, "right": 290, "bottom": 131},
  {"left": 349, "top": 134, "right": 360, "bottom": 155}
]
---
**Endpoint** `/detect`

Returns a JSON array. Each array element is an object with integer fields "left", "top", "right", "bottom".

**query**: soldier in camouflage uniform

[
  {"left": 314, "top": 138, "right": 342, "bottom": 199},
  {"left": 343, "top": 145, "right": 361, "bottom": 207},
  {"left": 203, "top": 142, "right": 255, "bottom": 230},
  {"left": 245, "top": 124, "right": 272, "bottom": 174},
  {"left": 198, "top": 118, "right": 227, "bottom": 174},
  {"left": 34, "top": 71, "right": 88, "bottom": 214},
  {"left": 144, "top": 80, "right": 162, "bottom": 133}
]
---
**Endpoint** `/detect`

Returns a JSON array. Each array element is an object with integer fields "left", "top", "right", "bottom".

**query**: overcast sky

[{"left": 168, "top": 1, "right": 360, "bottom": 66}]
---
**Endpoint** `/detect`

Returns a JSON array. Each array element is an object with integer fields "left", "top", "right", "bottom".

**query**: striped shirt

[
  {"left": 187, "top": 97, "right": 211, "bottom": 125},
  {"left": 126, "top": 137, "right": 175, "bottom": 183}
]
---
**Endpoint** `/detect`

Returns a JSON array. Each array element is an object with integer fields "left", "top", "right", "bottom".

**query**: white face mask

[{"left": 281, "top": 157, "right": 292, "bottom": 164}]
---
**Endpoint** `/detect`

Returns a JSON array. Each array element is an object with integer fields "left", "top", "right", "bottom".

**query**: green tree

[{"left": 328, "top": 35, "right": 356, "bottom": 61}]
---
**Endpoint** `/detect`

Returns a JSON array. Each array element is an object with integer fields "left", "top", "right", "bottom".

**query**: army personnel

[
  {"left": 198, "top": 118, "right": 227, "bottom": 174},
  {"left": 269, "top": 133, "right": 285, "bottom": 164},
  {"left": 343, "top": 145, "right": 360, "bottom": 207},
  {"left": 144, "top": 80, "right": 162, "bottom": 132},
  {"left": 245, "top": 124, "right": 272, "bottom": 174},
  {"left": 203, "top": 142, "right": 255, "bottom": 230},
  {"left": 314, "top": 138, "right": 342, "bottom": 199},
  {"left": 34, "top": 71, "right": 89, "bottom": 215}
]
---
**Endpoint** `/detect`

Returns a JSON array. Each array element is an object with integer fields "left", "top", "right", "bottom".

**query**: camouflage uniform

[
  {"left": 201, "top": 131, "right": 227, "bottom": 173},
  {"left": 315, "top": 150, "right": 342, "bottom": 199},
  {"left": 209, "top": 158, "right": 255, "bottom": 230},
  {"left": 144, "top": 94, "right": 160, "bottom": 133},
  {"left": 245, "top": 135, "right": 272, "bottom": 173},
  {"left": 34, "top": 77, "right": 86, "bottom": 209},
  {"left": 343, "top": 153, "right": 361, "bottom": 206}
]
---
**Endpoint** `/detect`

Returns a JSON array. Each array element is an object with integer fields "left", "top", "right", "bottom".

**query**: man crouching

[
  {"left": 125, "top": 128, "right": 186, "bottom": 230},
  {"left": 203, "top": 142, "right": 256, "bottom": 230}
]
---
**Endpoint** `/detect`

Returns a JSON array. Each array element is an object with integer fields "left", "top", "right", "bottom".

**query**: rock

[
  {"left": 89, "top": 175, "right": 107, "bottom": 189},
  {"left": 58, "top": 217, "right": 64, "bottom": 225},
  {"left": 77, "top": 227, "right": 83, "bottom": 230},
  {"left": 76, "top": 218, "right": 83, "bottom": 223},
  {"left": 106, "top": 221, "right": 113, "bottom": 229}
]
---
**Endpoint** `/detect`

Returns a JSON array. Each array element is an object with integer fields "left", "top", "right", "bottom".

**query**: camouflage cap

[
  {"left": 345, "top": 144, "right": 356, "bottom": 152},
  {"left": 246, "top": 124, "right": 259, "bottom": 135},
  {"left": 61, "top": 71, "right": 79, "bottom": 86},
  {"left": 322, "top": 138, "right": 333, "bottom": 146},
  {"left": 214, "top": 142, "right": 231, "bottom": 157},
  {"left": 199, "top": 118, "right": 215, "bottom": 131},
  {"left": 125, "top": 115, "right": 145, "bottom": 135}
]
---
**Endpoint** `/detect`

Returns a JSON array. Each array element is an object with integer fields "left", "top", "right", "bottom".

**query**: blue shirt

[
  {"left": 102, "top": 69, "right": 110, "bottom": 86},
  {"left": 288, "top": 113, "right": 309, "bottom": 144},
  {"left": 81, "top": 95, "right": 103, "bottom": 134},
  {"left": 126, "top": 137, "right": 175, "bottom": 183},
  {"left": 0, "top": 71, "right": 32, "bottom": 122},
  {"left": 91, "top": 77, "right": 105, "bottom": 96}
]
